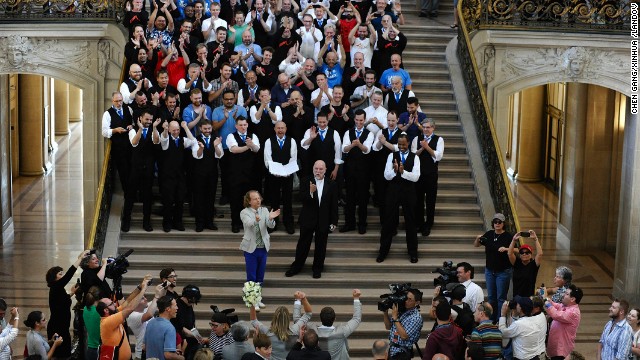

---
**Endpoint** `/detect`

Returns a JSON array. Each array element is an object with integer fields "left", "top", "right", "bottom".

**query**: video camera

[
  {"left": 210, "top": 305, "right": 239, "bottom": 324},
  {"left": 432, "top": 260, "right": 458, "bottom": 288},
  {"left": 105, "top": 249, "right": 134, "bottom": 280},
  {"left": 378, "top": 283, "right": 413, "bottom": 313}
]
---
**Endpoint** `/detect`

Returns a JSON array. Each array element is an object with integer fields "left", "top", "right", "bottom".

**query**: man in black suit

[
  {"left": 286, "top": 329, "right": 331, "bottom": 360},
  {"left": 285, "top": 160, "right": 339, "bottom": 279}
]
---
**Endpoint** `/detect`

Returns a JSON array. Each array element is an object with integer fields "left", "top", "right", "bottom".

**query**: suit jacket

[
  {"left": 286, "top": 343, "right": 331, "bottom": 360},
  {"left": 240, "top": 207, "right": 276, "bottom": 252},
  {"left": 298, "top": 176, "right": 339, "bottom": 231},
  {"left": 241, "top": 352, "right": 269, "bottom": 360},
  {"left": 307, "top": 300, "right": 362, "bottom": 360}
]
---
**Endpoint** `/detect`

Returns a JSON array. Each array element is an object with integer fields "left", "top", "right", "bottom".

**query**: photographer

[
  {"left": 382, "top": 288, "right": 423, "bottom": 359},
  {"left": 80, "top": 251, "right": 112, "bottom": 300}
]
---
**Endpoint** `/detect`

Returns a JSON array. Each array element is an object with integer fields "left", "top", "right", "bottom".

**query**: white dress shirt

[
  {"left": 410, "top": 134, "right": 445, "bottom": 162},
  {"left": 363, "top": 104, "right": 388, "bottom": 135},
  {"left": 341, "top": 128, "right": 374, "bottom": 154},
  {"left": 499, "top": 313, "right": 547, "bottom": 360},
  {"left": 461, "top": 280, "right": 484, "bottom": 312},
  {"left": 264, "top": 136, "right": 298, "bottom": 171},
  {"left": 226, "top": 132, "right": 261, "bottom": 151},
  {"left": 383, "top": 152, "right": 421, "bottom": 182},
  {"left": 372, "top": 127, "right": 400, "bottom": 152},
  {"left": 159, "top": 134, "right": 202, "bottom": 159},
  {"left": 250, "top": 104, "right": 283, "bottom": 125},
  {"left": 301, "top": 127, "right": 344, "bottom": 165},
  {"left": 313, "top": 177, "right": 325, "bottom": 205},
  {"left": 101, "top": 106, "right": 132, "bottom": 138}
]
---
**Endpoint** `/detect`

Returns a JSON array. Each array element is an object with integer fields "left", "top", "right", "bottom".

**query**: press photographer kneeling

[{"left": 380, "top": 284, "right": 424, "bottom": 360}]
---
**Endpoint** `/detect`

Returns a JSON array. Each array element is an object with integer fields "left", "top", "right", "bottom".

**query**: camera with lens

[
  {"left": 105, "top": 249, "right": 134, "bottom": 280},
  {"left": 378, "top": 283, "right": 412, "bottom": 313},
  {"left": 478, "top": 236, "right": 488, "bottom": 245},
  {"left": 210, "top": 305, "right": 239, "bottom": 324},
  {"left": 432, "top": 260, "right": 458, "bottom": 288}
]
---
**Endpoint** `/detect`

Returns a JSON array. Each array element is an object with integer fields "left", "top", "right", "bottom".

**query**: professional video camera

[
  {"left": 105, "top": 249, "right": 134, "bottom": 280},
  {"left": 210, "top": 305, "right": 239, "bottom": 324},
  {"left": 432, "top": 260, "right": 458, "bottom": 288},
  {"left": 378, "top": 283, "right": 413, "bottom": 313}
]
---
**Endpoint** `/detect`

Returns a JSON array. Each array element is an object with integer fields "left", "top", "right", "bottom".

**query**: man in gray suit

[{"left": 307, "top": 289, "right": 362, "bottom": 360}]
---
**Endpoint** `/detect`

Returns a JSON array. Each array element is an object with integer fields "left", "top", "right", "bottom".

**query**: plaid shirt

[{"left": 389, "top": 307, "right": 423, "bottom": 356}]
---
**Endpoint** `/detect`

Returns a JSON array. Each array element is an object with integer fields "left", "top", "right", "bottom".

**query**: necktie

[
  {"left": 427, "top": 135, "right": 432, "bottom": 142},
  {"left": 175, "top": 138, "right": 179, "bottom": 148},
  {"left": 241, "top": 134, "right": 246, "bottom": 142},
  {"left": 318, "top": 19, "right": 323, "bottom": 26},
  {"left": 395, "top": 92, "right": 400, "bottom": 102},
  {"left": 355, "top": 129, "right": 361, "bottom": 139},
  {"left": 116, "top": 108, "right": 123, "bottom": 118},
  {"left": 142, "top": 128, "right": 147, "bottom": 139},
  {"left": 255, "top": 214, "right": 264, "bottom": 247},
  {"left": 192, "top": 80, "right": 197, "bottom": 89},
  {"left": 278, "top": 138, "right": 284, "bottom": 149},
  {"left": 319, "top": 129, "right": 326, "bottom": 141},
  {"left": 249, "top": 87, "right": 256, "bottom": 99},
  {"left": 205, "top": 137, "right": 210, "bottom": 148},
  {"left": 401, "top": 152, "right": 406, "bottom": 164},
  {"left": 388, "top": 129, "right": 394, "bottom": 140}
]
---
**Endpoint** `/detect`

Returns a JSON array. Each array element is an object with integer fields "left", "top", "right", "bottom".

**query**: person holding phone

[{"left": 508, "top": 230, "right": 543, "bottom": 297}]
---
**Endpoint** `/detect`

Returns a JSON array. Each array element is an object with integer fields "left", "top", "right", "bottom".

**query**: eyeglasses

[
  {"left": 492, "top": 220, "right": 503, "bottom": 224},
  {"left": 519, "top": 251, "right": 531, "bottom": 255},
  {"left": 209, "top": 322, "right": 220, "bottom": 328},
  {"left": 167, "top": 275, "right": 178, "bottom": 278}
]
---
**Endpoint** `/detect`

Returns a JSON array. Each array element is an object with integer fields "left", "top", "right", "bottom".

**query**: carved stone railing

[
  {"left": 0, "top": 0, "right": 124, "bottom": 21},
  {"left": 463, "top": 0, "right": 631, "bottom": 32}
]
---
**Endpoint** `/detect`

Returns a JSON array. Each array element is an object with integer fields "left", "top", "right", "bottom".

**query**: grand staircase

[{"left": 117, "top": 9, "right": 491, "bottom": 359}]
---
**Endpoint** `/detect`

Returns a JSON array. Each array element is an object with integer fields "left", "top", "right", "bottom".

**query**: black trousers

[
  {"left": 416, "top": 171, "right": 438, "bottom": 229},
  {"left": 111, "top": 145, "right": 131, "bottom": 193},
  {"left": 344, "top": 172, "right": 369, "bottom": 226},
  {"left": 219, "top": 149, "right": 231, "bottom": 197},
  {"left": 123, "top": 166, "right": 154, "bottom": 225},
  {"left": 379, "top": 184, "right": 418, "bottom": 258},
  {"left": 267, "top": 173, "right": 294, "bottom": 225},
  {"left": 230, "top": 180, "right": 252, "bottom": 227},
  {"left": 161, "top": 175, "right": 186, "bottom": 227},
  {"left": 290, "top": 227, "right": 329, "bottom": 274},
  {"left": 194, "top": 165, "right": 218, "bottom": 227}
]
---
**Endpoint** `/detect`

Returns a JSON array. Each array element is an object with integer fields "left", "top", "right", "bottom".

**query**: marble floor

[{"left": 0, "top": 122, "right": 619, "bottom": 358}]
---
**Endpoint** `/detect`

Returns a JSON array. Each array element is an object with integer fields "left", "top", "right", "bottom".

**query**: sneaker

[
  {"left": 254, "top": 304, "right": 261, "bottom": 312},
  {"left": 258, "top": 302, "right": 266, "bottom": 308}
]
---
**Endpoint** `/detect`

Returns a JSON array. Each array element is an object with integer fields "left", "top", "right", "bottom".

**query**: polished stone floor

[{"left": 0, "top": 122, "right": 618, "bottom": 358}]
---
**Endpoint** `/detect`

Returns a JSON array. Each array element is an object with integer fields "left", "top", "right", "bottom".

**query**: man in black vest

[
  {"left": 371, "top": 111, "right": 400, "bottom": 222},
  {"left": 301, "top": 111, "right": 342, "bottom": 182},
  {"left": 120, "top": 63, "right": 152, "bottom": 105},
  {"left": 193, "top": 120, "right": 224, "bottom": 232},
  {"left": 264, "top": 121, "right": 297, "bottom": 234},
  {"left": 285, "top": 160, "right": 339, "bottom": 279},
  {"left": 177, "top": 62, "right": 212, "bottom": 108},
  {"left": 249, "top": 88, "right": 282, "bottom": 195},
  {"left": 159, "top": 120, "right": 200, "bottom": 232},
  {"left": 121, "top": 109, "right": 161, "bottom": 232},
  {"left": 340, "top": 109, "right": 374, "bottom": 234},
  {"left": 411, "top": 119, "right": 444, "bottom": 237},
  {"left": 245, "top": 0, "right": 274, "bottom": 47},
  {"left": 226, "top": 116, "right": 261, "bottom": 233},
  {"left": 377, "top": 133, "right": 421, "bottom": 263},
  {"left": 102, "top": 91, "right": 133, "bottom": 192}
]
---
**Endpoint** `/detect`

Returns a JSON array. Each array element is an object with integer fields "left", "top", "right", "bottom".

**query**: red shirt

[
  {"left": 339, "top": 18, "right": 358, "bottom": 53},
  {"left": 156, "top": 52, "right": 187, "bottom": 89}
]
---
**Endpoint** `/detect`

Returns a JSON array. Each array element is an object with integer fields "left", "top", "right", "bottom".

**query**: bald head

[
  {"left": 129, "top": 64, "right": 142, "bottom": 80},
  {"left": 372, "top": 339, "right": 389, "bottom": 359}
]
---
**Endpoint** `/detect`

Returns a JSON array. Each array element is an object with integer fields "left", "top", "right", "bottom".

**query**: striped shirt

[
  {"left": 469, "top": 320, "right": 503, "bottom": 359},
  {"left": 209, "top": 330, "right": 234, "bottom": 357},
  {"left": 599, "top": 318, "right": 632, "bottom": 360}
]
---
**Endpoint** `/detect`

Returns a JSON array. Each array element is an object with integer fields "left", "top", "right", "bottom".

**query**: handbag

[{"left": 99, "top": 327, "right": 126, "bottom": 360}]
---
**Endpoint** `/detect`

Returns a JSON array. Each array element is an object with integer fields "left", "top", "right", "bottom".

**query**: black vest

[
  {"left": 241, "top": 86, "right": 259, "bottom": 110},
  {"left": 391, "top": 151, "right": 416, "bottom": 186},
  {"left": 417, "top": 133, "right": 440, "bottom": 175},
  {"left": 269, "top": 135, "right": 292, "bottom": 165},
  {"left": 313, "top": 18, "right": 328, "bottom": 32},
  {"left": 308, "top": 127, "right": 336, "bottom": 172},
  {"left": 252, "top": 11, "right": 270, "bottom": 46},
  {"left": 107, "top": 107, "right": 133, "bottom": 149},
  {"left": 385, "top": 90, "right": 411, "bottom": 114},
  {"left": 344, "top": 128, "right": 370, "bottom": 174},
  {"left": 131, "top": 126, "right": 155, "bottom": 170},
  {"left": 252, "top": 103, "right": 278, "bottom": 143},
  {"left": 378, "top": 128, "right": 400, "bottom": 159},
  {"left": 179, "top": 76, "right": 206, "bottom": 108},
  {"left": 162, "top": 137, "right": 186, "bottom": 178},
  {"left": 194, "top": 135, "right": 219, "bottom": 170},
  {"left": 229, "top": 132, "right": 256, "bottom": 178}
]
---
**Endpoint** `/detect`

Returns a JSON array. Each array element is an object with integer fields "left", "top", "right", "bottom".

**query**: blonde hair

[
  {"left": 193, "top": 348, "right": 214, "bottom": 360},
  {"left": 270, "top": 306, "right": 292, "bottom": 341}
]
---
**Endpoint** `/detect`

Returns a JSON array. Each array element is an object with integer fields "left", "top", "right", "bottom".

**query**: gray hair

[
  {"left": 372, "top": 339, "right": 389, "bottom": 358},
  {"left": 324, "top": 23, "right": 336, "bottom": 33},
  {"left": 230, "top": 321, "right": 250, "bottom": 341},
  {"left": 555, "top": 266, "right": 573, "bottom": 284}
]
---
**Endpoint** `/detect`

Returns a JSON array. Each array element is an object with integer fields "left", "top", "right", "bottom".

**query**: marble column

[
  {"left": 18, "top": 74, "right": 45, "bottom": 176},
  {"left": 515, "top": 85, "right": 545, "bottom": 182},
  {"left": 0, "top": 75, "right": 14, "bottom": 243},
  {"left": 69, "top": 85, "right": 82, "bottom": 122},
  {"left": 53, "top": 78, "right": 70, "bottom": 135}
]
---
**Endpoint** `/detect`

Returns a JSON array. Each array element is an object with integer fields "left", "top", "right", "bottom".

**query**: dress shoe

[
  {"left": 410, "top": 256, "right": 419, "bottom": 263},
  {"left": 206, "top": 223, "right": 218, "bottom": 231},
  {"left": 231, "top": 225, "right": 240, "bottom": 233},
  {"left": 120, "top": 219, "right": 130, "bottom": 232},
  {"left": 358, "top": 225, "right": 367, "bottom": 234},
  {"left": 173, "top": 223, "right": 185, "bottom": 231},
  {"left": 285, "top": 269, "right": 299, "bottom": 277},
  {"left": 339, "top": 224, "right": 355, "bottom": 233},
  {"left": 431, "top": 11, "right": 439, "bottom": 17},
  {"left": 376, "top": 255, "right": 385, "bottom": 263},
  {"left": 312, "top": 272, "right": 322, "bottom": 279},
  {"left": 163, "top": 225, "right": 171, "bottom": 233},
  {"left": 195, "top": 225, "right": 204, "bottom": 233},
  {"left": 143, "top": 223, "right": 154, "bottom": 232},
  {"left": 418, "top": 11, "right": 429, "bottom": 17},
  {"left": 422, "top": 226, "right": 431, "bottom": 237},
  {"left": 285, "top": 223, "right": 295, "bottom": 234}
]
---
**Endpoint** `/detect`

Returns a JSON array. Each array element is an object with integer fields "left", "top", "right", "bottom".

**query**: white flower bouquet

[{"left": 242, "top": 281, "right": 263, "bottom": 308}]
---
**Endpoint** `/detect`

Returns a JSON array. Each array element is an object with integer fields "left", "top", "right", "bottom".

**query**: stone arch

[{"left": 0, "top": 23, "right": 127, "bottom": 243}]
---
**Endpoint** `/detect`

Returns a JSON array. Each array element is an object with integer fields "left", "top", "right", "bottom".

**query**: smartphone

[
  {"left": 162, "top": 280, "right": 169, "bottom": 288},
  {"left": 519, "top": 231, "right": 530, "bottom": 237},
  {"left": 147, "top": 279, "right": 153, "bottom": 286},
  {"left": 89, "top": 249, "right": 97, "bottom": 255}
]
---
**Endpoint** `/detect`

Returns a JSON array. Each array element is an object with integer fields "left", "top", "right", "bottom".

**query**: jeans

[
  {"left": 86, "top": 347, "right": 99, "bottom": 360},
  {"left": 244, "top": 248, "right": 268, "bottom": 283},
  {"left": 485, "top": 267, "right": 512, "bottom": 322}
]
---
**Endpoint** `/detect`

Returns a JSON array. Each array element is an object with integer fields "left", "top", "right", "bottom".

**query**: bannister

[
  {"left": 0, "top": 0, "right": 125, "bottom": 21},
  {"left": 457, "top": 0, "right": 521, "bottom": 233},
  {"left": 87, "top": 59, "right": 128, "bottom": 250}
]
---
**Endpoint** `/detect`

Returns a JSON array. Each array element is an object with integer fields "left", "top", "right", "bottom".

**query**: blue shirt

[
  {"left": 319, "top": 64, "right": 343, "bottom": 89},
  {"left": 388, "top": 307, "right": 423, "bottom": 356},
  {"left": 183, "top": 104, "right": 213, "bottom": 136},
  {"left": 212, "top": 105, "right": 248, "bottom": 149},
  {"left": 144, "top": 317, "right": 177, "bottom": 360},
  {"left": 380, "top": 68, "right": 412, "bottom": 90},
  {"left": 398, "top": 111, "right": 426, "bottom": 142},
  {"left": 234, "top": 43, "right": 263, "bottom": 70},
  {"left": 599, "top": 318, "right": 632, "bottom": 360}
]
